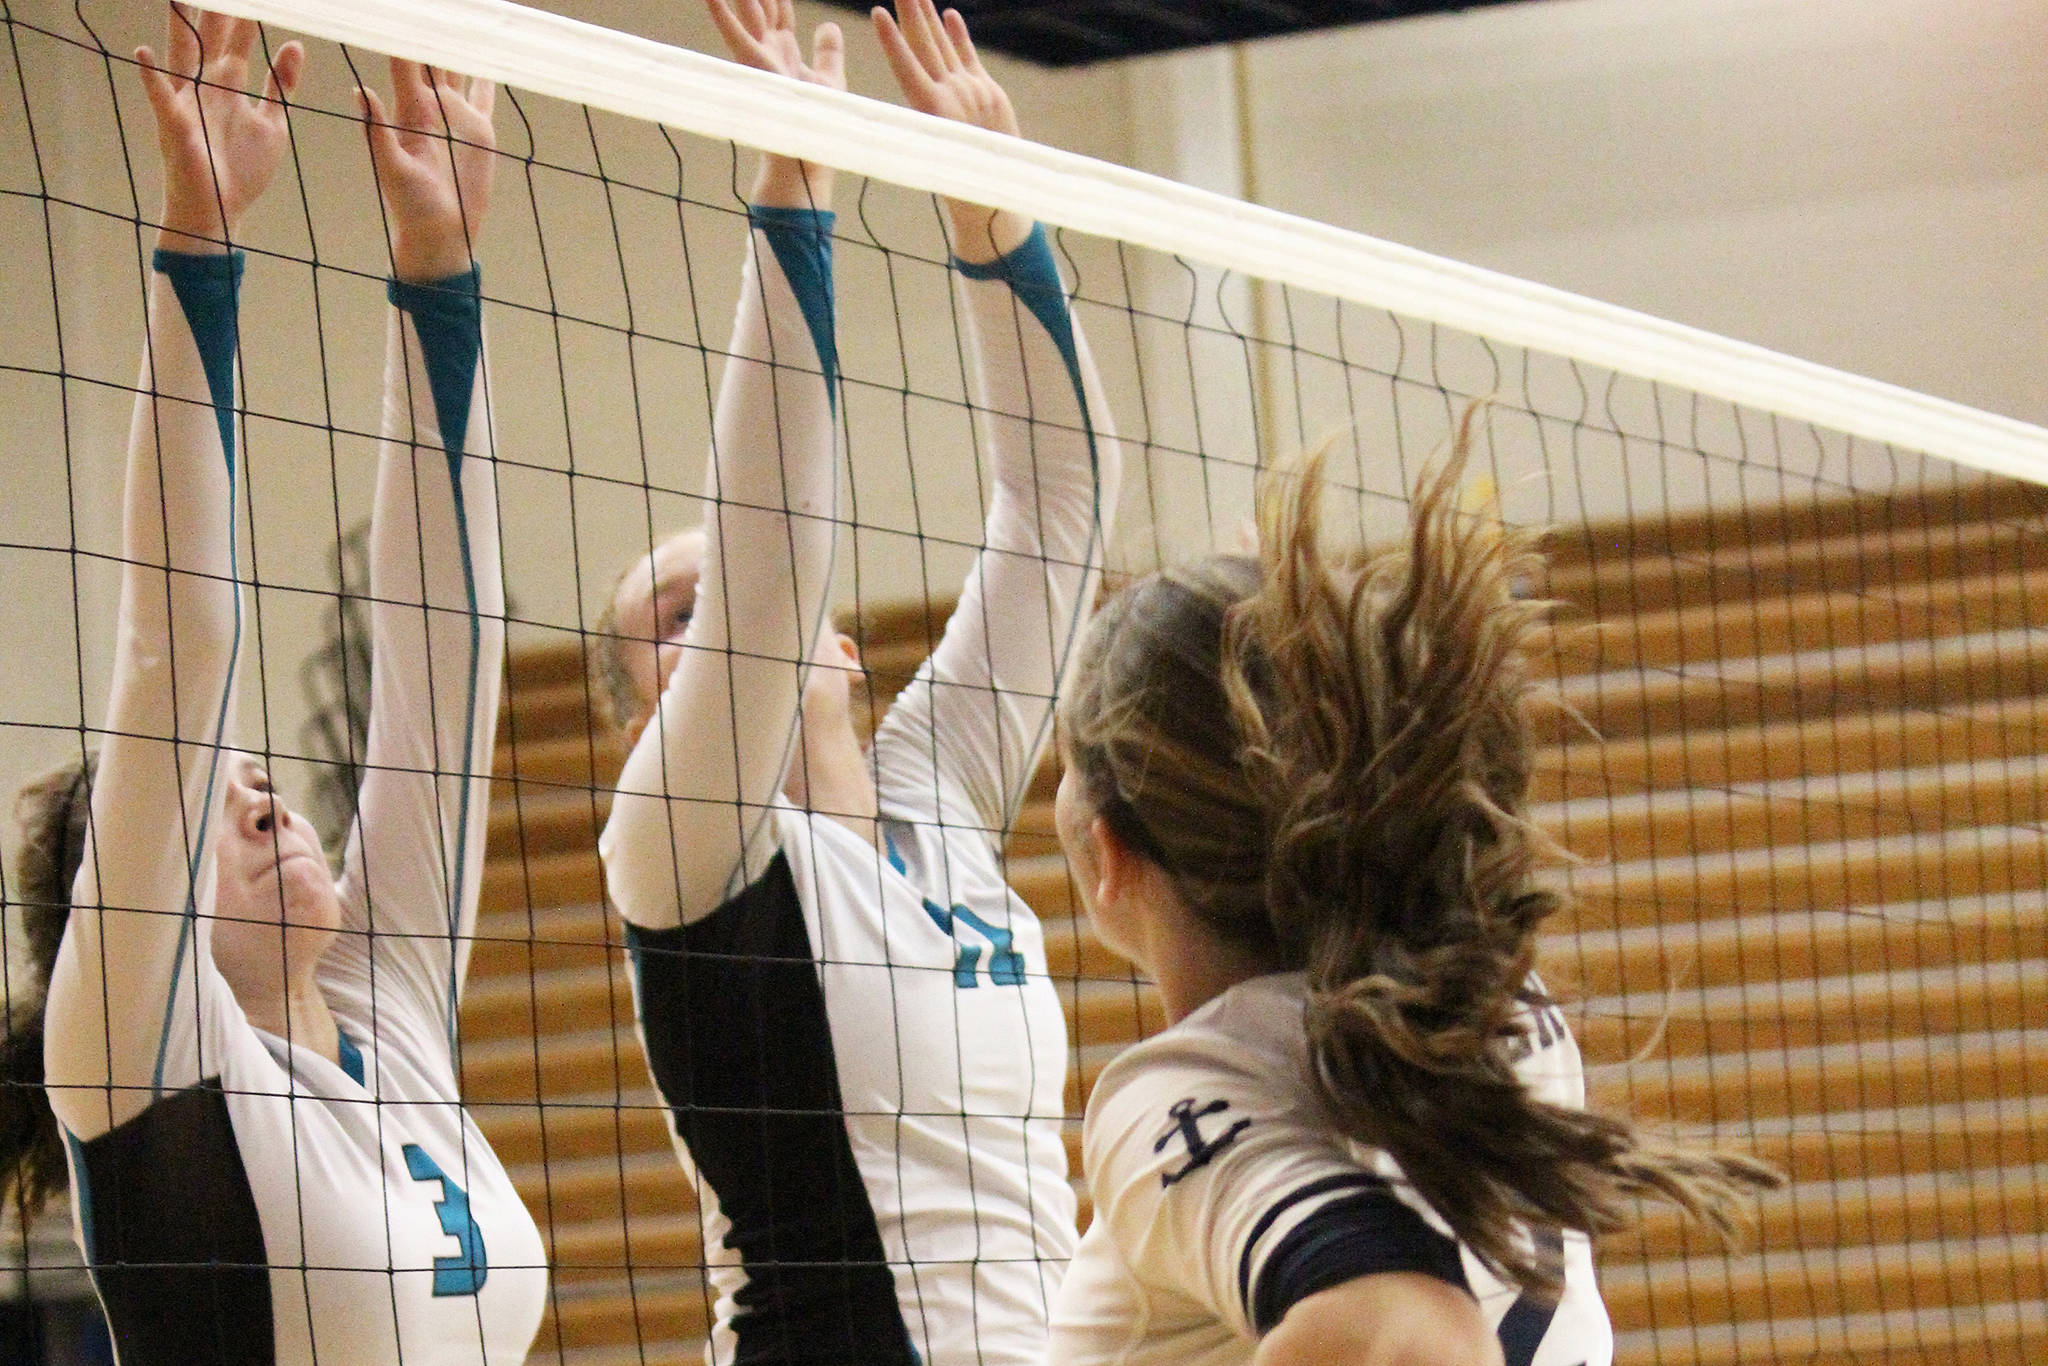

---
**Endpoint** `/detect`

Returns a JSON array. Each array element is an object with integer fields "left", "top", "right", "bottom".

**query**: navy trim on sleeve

[
  {"left": 1247, "top": 1182, "right": 1469, "bottom": 1335},
  {"left": 1494, "top": 1228, "right": 1568, "bottom": 1366},
  {"left": 1236, "top": 1172, "right": 1389, "bottom": 1310},
  {"left": 152, "top": 248, "right": 245, "bottom": 474},
  {"left": 747, "top": 204, "right": 839, "bottom": 413},
  {"left": 388, "top": 264, "right": 485, "bottom": 463}
]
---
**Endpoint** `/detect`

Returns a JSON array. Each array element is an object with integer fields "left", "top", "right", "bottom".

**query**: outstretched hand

[
  {"left": 871, "top": 0, "right": 1016, "bottom": 137},
  {"left": 357, "top": 59, "right": 496, "bottom": 282},
  {"left": 704, "top": 0, "right": 844, "bottom": 208},
  {"left": 871, "top": 1, "right": 1027, "bottom": 261},
  {"left": 135, "top": 4, "right": 304, "bottom": 254}
]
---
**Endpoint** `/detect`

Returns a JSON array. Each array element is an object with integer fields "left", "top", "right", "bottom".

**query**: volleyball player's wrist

[
  {"left": 156, "top": 196, "right": 232, "bottom": 256},
  {"left": 390, "top": 229, "right": 477, "bottom": 285},
  {"left": 944, "top": 202, "right": 1031, "bottom": 265},
  {"left": 750, "top": 155, "right": 834, "bottom": 212}
]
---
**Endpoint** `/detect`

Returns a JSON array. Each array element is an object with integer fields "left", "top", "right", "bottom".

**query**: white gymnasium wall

[
  {"left": 1236, "top": 0, "right": 2047, "bottom": 428},
  {"left": 1122, "top": 0, "right": 2048, "bottom": 550}
]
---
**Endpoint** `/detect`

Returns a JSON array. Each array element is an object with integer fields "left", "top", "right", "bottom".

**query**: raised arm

[
  {"left": 43, "top": 9, "right": 303, "bottom": 1138},
  {"left": 599, "top": 2, "right": 845, "bottom": 928},
  {"left": 871, "top": 0, "right": 1123, "bottom": 834},
  {"left": 330, "top": 60, "right": 503, "bottom": 1044}
]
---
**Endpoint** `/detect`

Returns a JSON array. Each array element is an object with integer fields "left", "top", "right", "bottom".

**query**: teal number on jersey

[
  {"left": 886, "top": 834, "right": 1026, "bottom": 988},
  {"left": 403, "top": 1144, "right": 489, "bottom": 1295},
  {"left": 920, "top": 900, "right": 1026, "bottom": 988}
]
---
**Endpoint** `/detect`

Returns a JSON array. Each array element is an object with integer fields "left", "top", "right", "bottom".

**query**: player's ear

[{"left": 1087, "top": 813, "right": 1141, "bottom": 913}]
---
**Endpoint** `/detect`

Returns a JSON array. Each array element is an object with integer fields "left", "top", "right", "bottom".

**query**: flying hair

[{"left": 1061, "top": 413, "right": 1782, "bottom": 1295}]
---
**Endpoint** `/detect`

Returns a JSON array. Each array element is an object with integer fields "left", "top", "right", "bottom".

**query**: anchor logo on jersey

[{"left": 1155, "top": 1097, "right": 1252, "bottom": 1187}]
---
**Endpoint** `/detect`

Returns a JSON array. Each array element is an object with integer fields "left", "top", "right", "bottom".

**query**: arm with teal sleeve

[
  {"left": 45, "top": 252, "right": 250, "bottom": 1139},
  {"left": 330, "top": 265, "right": 505, "bottom": 1055},
  {"left": 872, "top": 224, "right": 1123, "bottom": 837},
  {"left": 600, "top": 208, "right": 841, "bottom": 928}
]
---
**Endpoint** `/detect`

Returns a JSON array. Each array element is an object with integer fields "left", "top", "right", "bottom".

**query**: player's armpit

[{"left": 1252, "top": 1273, "right": 1503, "bottom": 1366}]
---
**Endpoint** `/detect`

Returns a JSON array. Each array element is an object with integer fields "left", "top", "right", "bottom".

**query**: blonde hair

[
  {"left": 586, "top": 571, "right": 641, "bottom": 737},
  {"left": 1060, "top": 427, "right": 1779, "bottom": 1294}
]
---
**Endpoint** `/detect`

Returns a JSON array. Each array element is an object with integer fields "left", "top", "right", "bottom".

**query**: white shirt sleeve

[
  {"left": 600, "top": 208, "right": 840, "bottom": 928},
  {"left": 1083, "top": 1018, "right": 1454, "bottom": 1343},
  {"left": 45, "top": 252, "right": 254, "bottom": 1141},
  {"left": 326, "top": 267, "right": 504, "bottom": 1060},
  {"left": 871, "top": 225, "right": 1122, "bottom": 839}
]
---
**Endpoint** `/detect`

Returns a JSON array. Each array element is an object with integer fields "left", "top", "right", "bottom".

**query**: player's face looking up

[
  {"left": 209, "top": 754, "right": 343, "bottom": 996},
  {"left": 609, "top": 527, "right": 866, "bottom": 779},
  {"left": 609, "top": 528, "right": 707, "bottom": 742}
]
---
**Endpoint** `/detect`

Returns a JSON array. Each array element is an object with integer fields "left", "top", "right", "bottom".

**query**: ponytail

[
  {"left": 3, "top": 754, "right": 94, "bottom": 1221},
  {"left": 1062, "top": 424, "right": 1779, "bottom": 1296}
]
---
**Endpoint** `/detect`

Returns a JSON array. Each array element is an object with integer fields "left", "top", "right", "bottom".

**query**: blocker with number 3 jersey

[{"left": 44, "top": 254, "right": 546, "bottom": 1366}]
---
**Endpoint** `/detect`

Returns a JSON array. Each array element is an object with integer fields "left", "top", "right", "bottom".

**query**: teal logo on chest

[{"left": 887, "top": 834, "right": 1026, "bottom": 989}]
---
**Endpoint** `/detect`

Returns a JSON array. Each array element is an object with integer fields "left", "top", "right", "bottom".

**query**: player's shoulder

[{"left": 1083, "top": 974, "right": 1321, "bottom": 1183}]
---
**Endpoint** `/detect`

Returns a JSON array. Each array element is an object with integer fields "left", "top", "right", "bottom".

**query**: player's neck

[
  {"left": 1146, "top": 896, "right": 1285, "bottom": 1025},
  {"left": 240, "top": 957, "right": 342, "bottom": 1066},
  {"left": 785, "top": 719, "right": 880, "bottom": 849}
]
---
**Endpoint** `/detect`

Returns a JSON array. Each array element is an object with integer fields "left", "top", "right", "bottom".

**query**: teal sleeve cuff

[
  {"left": 387, "top": 265, "right": 484, "bottom": 461},
  {"left": 746, "top": 203, "right": 835, "bottom": 235},
  {"left": 952, "top": 223, "right": 1089, "bottom": 426},
  {"left": 151, "top": 249, "right": 245, "bottom": 472},
  {"left": 746, "top": 204, "right": 839, "bottom": 408},
  {"left": 386, "top": 263, "right": 483, "bottom": 326},
  {"left": 951, "top": 221, "right": 1058, "bottom": 292}
]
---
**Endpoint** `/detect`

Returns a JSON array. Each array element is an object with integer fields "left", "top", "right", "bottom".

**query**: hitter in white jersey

[
  {"left": 591, "top": 5, "right": 1118, "bottom": 1362},
  {"left": 3, "top": 14, "right": 544, "bottom": 1362},
  {"left": 1047, "top": 437, "right": 1780, "bottom": 1366}
]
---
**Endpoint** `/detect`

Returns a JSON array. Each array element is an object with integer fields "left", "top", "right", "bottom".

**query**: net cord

[{"left": 196, "top": 0, "right": 2045, "bottom": 482}]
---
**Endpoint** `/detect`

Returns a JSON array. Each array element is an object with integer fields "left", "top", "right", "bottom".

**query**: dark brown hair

[
  {"left": 1060, "top": 429, "right": 1779, "bottom": 1295},
  {"left": 2, "top": 752, "right": 96, "bottom": 1220}
]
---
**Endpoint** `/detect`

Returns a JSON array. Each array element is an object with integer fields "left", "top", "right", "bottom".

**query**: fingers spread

[
  {"left": 809, "top": 22, "right": 845, "bottom": 85},
  {"left": 223, "top": 16, "right": 259, "bottom": 74},
  {"left": 873, "top": 9, "right": 936, "bottom": 102},
  {"left": 134, "top": 45, "right": 177, "bottom": 113},
  {"left": 194, "top": 8, "right": 233, "bottom": 72},
  {"left": 706, "top": 0, "right": 769, "bottom": 64},
  {"left": 390, "top": 56, "right": 434, "bottom": 129},
  {"left": 357, "top": 82, "right": 400, "bottom": 162},
  {"left": 911, "top": 0, "right": 958, "bottom": 72},
  {"left": 466, "top": 77, "right": 497, "bottom": 124},
  {"left": 263, "top": 40, "right": 305, "bottom": 108},
  {"left": 166, "top": 3, "right": 200, "bottom": 77},
  {"left": 943, "top": 9, "right": 984, "bottom": 74}
]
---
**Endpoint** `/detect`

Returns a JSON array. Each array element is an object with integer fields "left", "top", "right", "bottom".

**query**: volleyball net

[{"left": 3, "top": 0, "right": 2044, "bottom": 1363}]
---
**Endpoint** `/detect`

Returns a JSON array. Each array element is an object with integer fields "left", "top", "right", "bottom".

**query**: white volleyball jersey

[
  {"left": 45, "top": 253, "right": 545, "bottom": 1365},
  {"left": 605, "top": 209, "right": 1120, "bottom": 1366},
  {"left": 1049, "top": 973, "right": 1613, "bottom": 1366}
]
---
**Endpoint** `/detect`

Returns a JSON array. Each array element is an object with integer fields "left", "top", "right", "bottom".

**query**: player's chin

[{"left": 257, "top": 855, "right": 343, "bottom": 935}]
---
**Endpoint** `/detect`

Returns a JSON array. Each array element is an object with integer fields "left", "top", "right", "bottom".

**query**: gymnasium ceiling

[{"left": 814, "top": 2, "right": 1535, "bottom": 66}]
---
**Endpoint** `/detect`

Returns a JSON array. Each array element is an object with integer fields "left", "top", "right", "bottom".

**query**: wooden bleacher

[{"left": 467, "top": 479, "right": 2048, "bottom": 1366}]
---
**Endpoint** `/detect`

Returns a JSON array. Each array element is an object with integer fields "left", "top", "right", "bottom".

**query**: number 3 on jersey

[{"left": 403, "top": 1144, "right": 489, "bottom": 1295}]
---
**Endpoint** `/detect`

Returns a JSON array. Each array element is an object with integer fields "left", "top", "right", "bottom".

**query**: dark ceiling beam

[{"left": 817, "top": 1, "right": 1533, "bottom": 66}]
